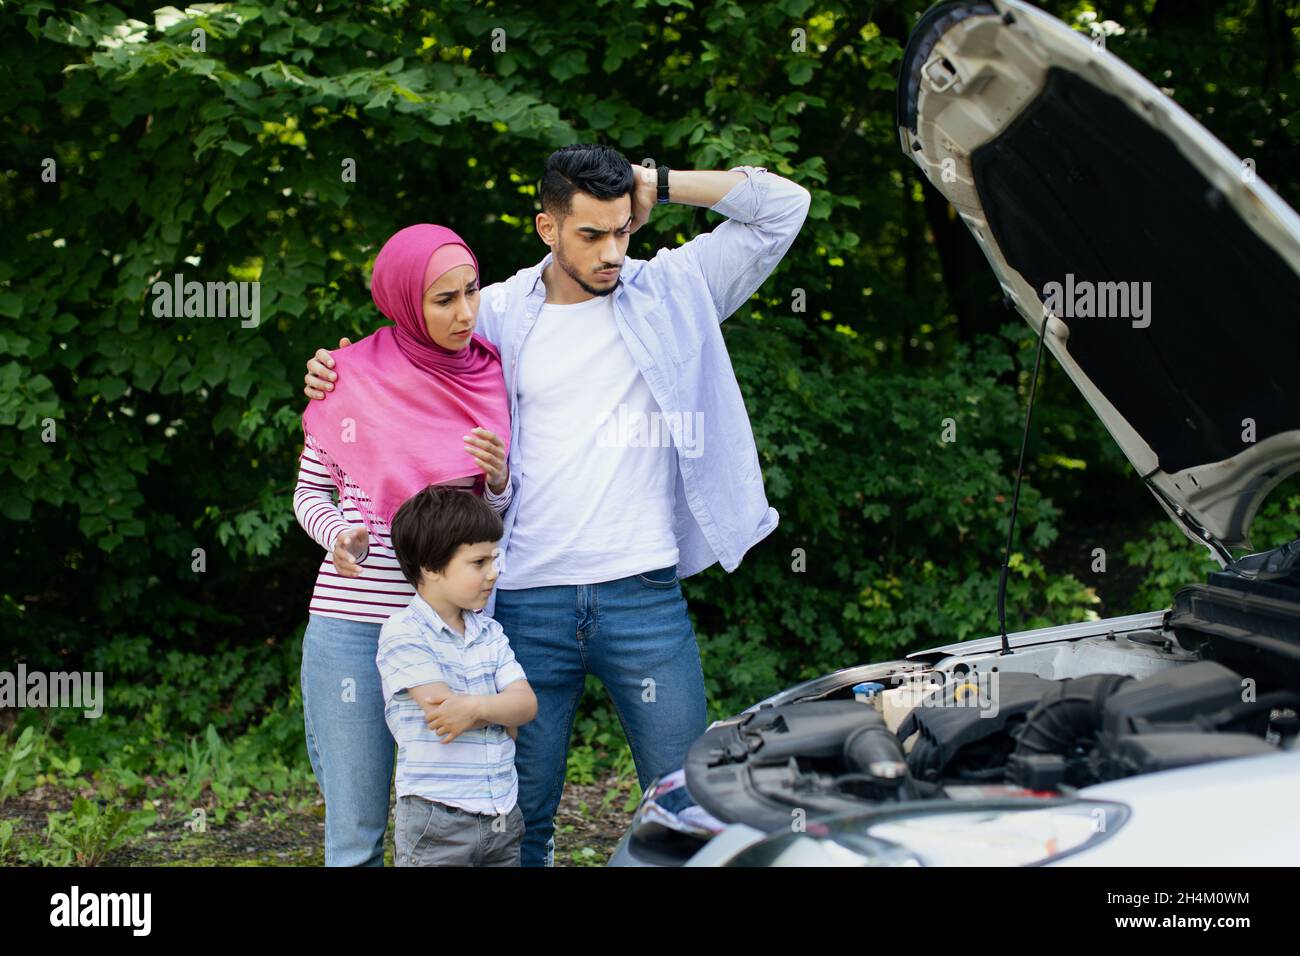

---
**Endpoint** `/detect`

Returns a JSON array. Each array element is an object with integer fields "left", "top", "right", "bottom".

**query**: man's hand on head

[
  {"left": 304, "top": 337, "right": 351, "bottom": 400},
  {"left": 629, "top": 162, "right": 659, "bottom": 235}
]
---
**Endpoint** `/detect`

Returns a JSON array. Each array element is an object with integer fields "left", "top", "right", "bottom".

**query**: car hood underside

[{"left": 898, "top": 0, "right": 1300, "bottom": 559}]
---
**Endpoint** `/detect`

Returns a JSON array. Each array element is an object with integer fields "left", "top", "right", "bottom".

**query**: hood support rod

[{"left": 997, "top": 306, "right": 1051, "bottom": 655}]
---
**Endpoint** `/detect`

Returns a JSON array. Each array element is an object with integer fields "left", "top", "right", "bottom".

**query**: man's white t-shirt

[{"left": 497, "top": 291, "right": 679, "bottom": 589}]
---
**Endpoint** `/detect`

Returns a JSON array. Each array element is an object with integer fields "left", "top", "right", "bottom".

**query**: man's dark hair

[
  {"left": 390, "top": 485, "right": 503, "bottom": 587},
  {"left": 539, "top": 143, "right": 634, "bottom": 220}
]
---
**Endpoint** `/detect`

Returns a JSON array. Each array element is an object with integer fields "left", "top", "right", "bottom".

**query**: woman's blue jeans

[
  {"left": 300, "top": 613, "right": 396, "bottom": 866},
  {"left": 491, "top": 563, "right": 709, "bottom": 867}
]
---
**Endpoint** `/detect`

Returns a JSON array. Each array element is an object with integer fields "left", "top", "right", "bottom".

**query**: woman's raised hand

[
  {"left": 304, "top": 337, "right": 352, "bottom": 400},
  {"left": 332, "top": 527, "right": 369, "bottom": 577},
  {"left": 463, "top": 427, "right": 509, "bottom": 494}
]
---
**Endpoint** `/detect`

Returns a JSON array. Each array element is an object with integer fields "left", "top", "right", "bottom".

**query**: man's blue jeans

[
  {"left": 300, "top": 613, "right": 395, "bottom": 866},
  {"left": 491, "top": 563, "right": 709, "bottom": 867}
]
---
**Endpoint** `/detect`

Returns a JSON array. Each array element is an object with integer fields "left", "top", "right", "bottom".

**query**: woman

[{"left": 292, "top": 224, "right": 510, "bottom": 866}]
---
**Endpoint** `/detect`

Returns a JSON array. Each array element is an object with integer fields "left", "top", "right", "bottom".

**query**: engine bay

[{"left": 681, "top": 571, "right": 1300, "bottom": 835}]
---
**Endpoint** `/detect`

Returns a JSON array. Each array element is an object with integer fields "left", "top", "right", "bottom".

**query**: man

[{"left": 304, "top": 144, "right": 810, "bottom": 865}]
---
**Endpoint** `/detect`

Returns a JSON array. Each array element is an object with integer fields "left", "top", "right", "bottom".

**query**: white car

[{"left": 609, "top": 0, "right": 1300, "bottom": 867}]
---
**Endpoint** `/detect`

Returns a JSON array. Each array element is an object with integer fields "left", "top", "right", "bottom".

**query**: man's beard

[{"left": 554, "top": 239, "right": 618, "bottom": 297}]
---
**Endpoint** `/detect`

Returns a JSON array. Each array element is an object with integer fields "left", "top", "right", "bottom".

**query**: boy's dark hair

[
  {"left": 390, "top": 485, "right": 503, "bottom": 587},
  {"left": 539, "top": 143, "right": 634, "bottom": 221}
]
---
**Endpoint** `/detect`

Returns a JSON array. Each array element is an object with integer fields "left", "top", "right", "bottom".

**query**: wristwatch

[{"left": 656, "top": 164, "right": 671, "bottom": 204}]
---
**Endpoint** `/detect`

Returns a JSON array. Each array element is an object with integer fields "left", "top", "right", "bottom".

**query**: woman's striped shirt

[{"left": 293, "top": 432, "right": 512, "bottom": 624}]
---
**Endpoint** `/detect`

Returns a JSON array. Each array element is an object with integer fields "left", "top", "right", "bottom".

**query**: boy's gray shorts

[{"left": 395, "top": 794, "right": 524, "bottom": 867}]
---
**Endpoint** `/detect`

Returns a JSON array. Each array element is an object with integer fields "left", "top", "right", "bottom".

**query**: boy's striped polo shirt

[{"left": 377, "top": 593, "right": 527, "bottom": 816}]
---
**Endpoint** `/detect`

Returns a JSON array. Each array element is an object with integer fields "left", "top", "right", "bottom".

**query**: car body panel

[{"left": 654, "top": 747, "right": 1299, "bottom": 866}]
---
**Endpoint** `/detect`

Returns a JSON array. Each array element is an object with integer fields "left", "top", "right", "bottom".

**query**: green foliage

[
  {"left": 0, "top": 726, "right": 38, "bottom": 807},
  {"left": 688, "top": 319, "right": 1107, "bottom": 715},
  {"left": 0, "top": 716, "right": 318, "bottom": 866},
  {"left": 1123, "top": 485, "right": 1300, "bottom": 610},
  {"left": 0, "top": 819, "right": 16, "bottom": 864},
  {"left": 177, "top": 724, "right": 251, "bottom": 824},
  {"left": 30, "top": 794, "right": 156, "bottom": 867}
]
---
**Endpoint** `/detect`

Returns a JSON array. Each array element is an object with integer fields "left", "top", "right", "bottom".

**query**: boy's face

[{"left": 423, "top": 540, "right": 499, "bottom": 610}]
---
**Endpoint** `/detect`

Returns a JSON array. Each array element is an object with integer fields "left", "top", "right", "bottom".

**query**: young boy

[{"left": 378, "top": 485, "right": 537, "bottom": 867}]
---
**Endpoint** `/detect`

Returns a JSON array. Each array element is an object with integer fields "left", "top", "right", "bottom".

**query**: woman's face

[{"left": 422, "top": 264, "right": 479, "bottom": 349}]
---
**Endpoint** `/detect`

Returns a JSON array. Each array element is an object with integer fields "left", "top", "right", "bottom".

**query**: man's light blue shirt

[{"left": 474, "top": 165, "right": 811, "bottom": 614}]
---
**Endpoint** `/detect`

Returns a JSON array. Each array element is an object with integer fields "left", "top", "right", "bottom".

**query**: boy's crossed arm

[{"left": 409, "top": 680, "right": 537, "bottom": 745}]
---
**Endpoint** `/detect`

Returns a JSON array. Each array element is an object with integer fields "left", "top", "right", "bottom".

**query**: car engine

[{"left": 681, "top": 561, "right": 1300, "bottom": 836}]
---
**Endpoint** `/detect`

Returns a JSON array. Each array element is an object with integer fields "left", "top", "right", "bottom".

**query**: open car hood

[{"left": 898, "top": 0, "right": 1300, "bottom": 563}]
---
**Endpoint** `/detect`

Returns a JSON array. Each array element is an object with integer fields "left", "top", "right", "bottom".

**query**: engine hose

[
  {"left": 1013, "top": 673, "right": 1132, "bottom": 759},
  {"left": 841, "top": 718, "right": 911, "bottom": 799}
]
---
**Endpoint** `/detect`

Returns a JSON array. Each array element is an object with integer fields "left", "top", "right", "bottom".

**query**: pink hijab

[{"left": 301, "top": 224, "right": 510, "bottom": 537}]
